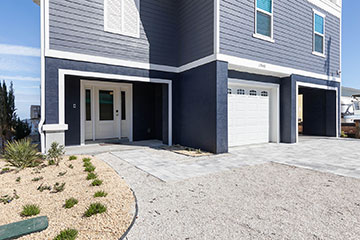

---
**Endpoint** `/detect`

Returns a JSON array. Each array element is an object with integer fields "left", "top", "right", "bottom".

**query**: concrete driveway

[
  {"left": 94, "top": 137, "right": 360, "bottom": 240},
  {"left": 90, "top": 137, "right": 360, "bottom": 181}
]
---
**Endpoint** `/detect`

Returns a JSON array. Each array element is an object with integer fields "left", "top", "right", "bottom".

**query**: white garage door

[{"left": 228, "top": 85, "right": 270, "bottom": 146}]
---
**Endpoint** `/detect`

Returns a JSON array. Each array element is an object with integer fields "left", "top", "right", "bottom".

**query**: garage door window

[
  {"left": 228, "top": 88, "right": 232, "bottom": 94},
  {"left": 249, "top": 90, "right": 257, "bottom": 96},
  {"left": 261, "top": 91, "right": 268, "bottom": 97},
  {"left": 237, "top": 89, "right": 246, "bottom": 95}
]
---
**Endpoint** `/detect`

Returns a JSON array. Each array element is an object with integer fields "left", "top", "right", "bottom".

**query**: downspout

[{"left": 38, "top": 0, "right": 46, "bottom": 153}]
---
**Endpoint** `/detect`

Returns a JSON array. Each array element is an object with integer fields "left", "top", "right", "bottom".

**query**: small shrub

[
  {"left": 58, "top": 171, "right": 67, "bottom": 177},
  {"left": 68, "top": 155, "right": 77, "bottom": 161},
  {"left": 83, "top": 161, "right": 92, "bottom": 168},
  {"left": 68, "top": 164, "right": 74, "bottom": 169},
  {"left": 94, "top": 191, "right": 108, "bottom": 198},
  {"left": 91, "top": 179, "right": 103, "bottom": 186},
  {"left": 0, "top": 190, "right": 19, "bottom": 204},
  {"left": 82, "top": 157, "right": 91, "bottom": 163},
  {"left": 4, "top": 139, "right": 42, "bottom": 169},
  {"left": 84, "top": 165, "right": 96, "bottom": 173},
  {"left": 64, "top": 198, "right": 78, "bottom": 209},
  {"left": 21, "top": 204, "right": 40, "bottom": 217},
  {"left": 16, "top": 177, "right": 21, "bottom": 183},
  {"left": 47, "top": 142, "right": 65, "bottom": 166},
  {"left": 86, "top": 172, "right": 97, "bottom": 180},
  {"left": 52, "top": 182, "right": 66, "bottom": 193},
  {"left": 84, "top": 203, "right": 107, "bottom": 217},
  {"left": 53, "top": 228, "right": 78, "bottom": 240},
  {"left": 37, "top": 183, "right": 51, "bottom": 192},
  {"left": 32, "top": 176, "right": 44, "bottom": 182},
  {"left": 1, "top": 167, "right": 11, "bottom": 173}
]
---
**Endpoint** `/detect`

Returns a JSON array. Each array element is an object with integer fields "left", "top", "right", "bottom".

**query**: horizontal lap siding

[
  {"left": 220, "top": 0, "right": 340, "bottom": 77},
  {"left": 178, "top": 0, "right": 214, "bottom": 66},
  {"left": 49, "top": 0, "right": 178, "bottom": 66}
]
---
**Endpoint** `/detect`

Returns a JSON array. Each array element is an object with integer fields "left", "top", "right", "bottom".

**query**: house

[{"left": 34, "top": 0, "right": 342, "bottom": 153}]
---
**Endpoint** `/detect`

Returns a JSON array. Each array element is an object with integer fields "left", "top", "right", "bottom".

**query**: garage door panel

[{"left": 228, "top": 85, "right": 270, "bottom": 147}]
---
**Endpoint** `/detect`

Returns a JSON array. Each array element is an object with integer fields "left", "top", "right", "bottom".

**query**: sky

[{"left": 0, "top": 1, "right": 358, "bottom": 119}]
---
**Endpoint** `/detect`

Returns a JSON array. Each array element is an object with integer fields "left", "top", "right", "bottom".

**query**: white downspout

[{"left": 38, "top": 0, "right": 46, "bottom": 153}]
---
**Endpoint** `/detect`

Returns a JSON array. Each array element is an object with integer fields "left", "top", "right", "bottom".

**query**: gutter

[{"left": 38, "top": 0, "right": 46, "bottom": 153}]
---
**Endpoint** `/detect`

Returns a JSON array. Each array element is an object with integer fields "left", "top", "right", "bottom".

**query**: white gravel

[{"left": 99, "top": 152, "right": 360, "bottom": 240}]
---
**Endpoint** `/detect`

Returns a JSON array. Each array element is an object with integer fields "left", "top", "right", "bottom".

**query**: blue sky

[{"left": 0, "top": 1, "right": 358, "bottom": 119}]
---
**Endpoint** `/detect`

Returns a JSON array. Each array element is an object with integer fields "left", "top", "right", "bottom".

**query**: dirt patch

[
  {"left": 0, "top": 155, "right": 135, "bottom": 239},
  {"left": 161, "top": 145, "right": 212, "bottom": 157}
]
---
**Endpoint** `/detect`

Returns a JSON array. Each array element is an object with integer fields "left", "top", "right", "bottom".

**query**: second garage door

[{"left": 228, "top": 85, "right": 270, "bottom": 147}]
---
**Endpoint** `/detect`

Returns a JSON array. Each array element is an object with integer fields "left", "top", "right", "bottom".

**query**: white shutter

[
  {"left": 123, "top": 0, "right": 140, "bottom": 37},
  {"left": 104, "top": 0, "right": 139, "bottom": 38},
  {"left": 105, "top": 0, "right": 123, "bottom": 34}
]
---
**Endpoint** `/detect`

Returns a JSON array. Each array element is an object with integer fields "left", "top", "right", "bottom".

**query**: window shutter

[
  {"left": 105, "top": 0, "right": 123, "bottom": 33},
  {"left": 123, "top": 0, "right": 140, "bottom": 37}
]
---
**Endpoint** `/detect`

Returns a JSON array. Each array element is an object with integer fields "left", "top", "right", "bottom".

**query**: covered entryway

[
  {"left": 228, "top": 79, "right": 280, "bottom": 147},
  {"left": 297, "top": 82, "right": 338, "bottom": 140}
]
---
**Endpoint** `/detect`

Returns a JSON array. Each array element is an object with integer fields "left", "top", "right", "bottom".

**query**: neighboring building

[
  {"left": 341, "top": 87, "right": 360, "bottom": 124},
  {"left": 34, "top": 0, "right": 342, "bottom": 153}
]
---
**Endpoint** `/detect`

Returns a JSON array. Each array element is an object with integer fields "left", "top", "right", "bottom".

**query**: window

[
  {"left": 104, "top": 0, "right": 140, "bottom": 38},
  {"left": 121, "top": 91, "right": 126, "bottom": 120},
  {"left": 249, "top": 90, "right": 257, "bottom": 96},
  {"left": 255, "top": 0, "right": 273, "bottom": 41},
  {"left": 237, "top": 89, "right": 246, "bottom": 95},
  {"left": 99, "top": 90, "right": 114, "bottom": 121},
  {"left": 228, "top": 88, "right": 232, "bottom": 94},
  {"left": 86, "top": 89, "right": 91, "bottom": 121},
  {"left": 313, "top": 10, "right": 325, "bottom": 56},
  {"left": 261, "top": 91, "right": 268, "bottom": 97}
]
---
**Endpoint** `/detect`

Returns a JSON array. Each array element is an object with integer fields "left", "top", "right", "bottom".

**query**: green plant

[
  {"left": 4, "top": 138, "right": 41, "bottom": 169},
  {"left": 14, "top": 117, "right": 31, "bottom": 141},
  {"left": 37, "top": 183, "right": 51, "bottom": 192},
  {"left": 1, "top": 167, "right": 11, "bottom": 173},
  {"left": 32, "top": 176, "right": 44, "bottom": 182},
  {"left": 64, "top": 198, "right": 78, "bottom": 209},
  {"left": 82, "top": 157, "right": 91, "bottom": 163},
  {"left": 341, "top": 131, "right": 348, "bottom": 138},
  {"left": 86, "top": 172, "right": 97, "bottom": 180},
  {"left": 58, "top": 171, "right": 67, "bottom": 177},
  {"left": 0, "top": 81, "right": 16, "bottom": 153},
  {"left": 0, "top": 190, "right": 19, "bottom": 204},
  {"left": 68, "top": 155, "right": 77, "bottom": 161},
  {"left": 20, "top": 204, "right": 40, "bottom": 217},
  {"left": 52, "top": 182, "right": 66, "bottom": 193},
  {"left": 84, "top": 165, "right": 96, "bottom": 173},
  {"left": 53, "top": 229, "right": 78, "bottom": 240},
  {"left": 83, "top": 161, "right": 92, "bottom": 168},
  {"left": 91, "top": 179, "right": 103, "bottom": 186},
  {"left": 68, "top": 164, "right": 74, "bottom": 169},
  {"left": 47, "top": 142, "right": 65, "bottom": 166},
  {"left": 94, "top": 191, "right": 108, "bottom": 198},
  {"left": 16, "top": 176, "right": 21, "bottom": 183},
  {"left": 84, "top": 203, "right": 107, "bottom": 217}
]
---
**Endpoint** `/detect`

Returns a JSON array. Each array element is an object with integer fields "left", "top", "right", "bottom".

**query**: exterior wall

[
  {"left": 220, "top": 0, "right": 341, "bottom": 77},
  {"left": 48, "top": 0, "right": 214, "bottom": 67},
  {"left": 173, "top": 61, "right": 228, "bottom": 154}
]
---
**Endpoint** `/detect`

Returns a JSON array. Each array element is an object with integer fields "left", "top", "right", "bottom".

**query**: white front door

[{"left": 95, "top": 87, "right": 121, "bottom": 140}]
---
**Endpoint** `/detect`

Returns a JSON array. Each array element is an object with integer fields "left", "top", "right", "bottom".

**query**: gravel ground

[
  {"left": 0, "top": 155, "right": 134, "bottom": 240},
  {"left": 99, "top": 152, "right": 360, "bottom": 240}
]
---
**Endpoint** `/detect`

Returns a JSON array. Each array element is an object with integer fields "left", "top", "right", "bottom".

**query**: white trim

[
  {"left": 228, "top": 78, "right": 280, "bottom": 144},
  {"left": 252, "top": 33, "right": 275, "bottom": 43},
  {"left": 313, "top": 9, "right": 326, "bottom": 56},
  {"left": 42, "top": 124, "right": 68, "bottom": 132},
  {"left": 58, "top": 69, "right": 172, "bottom": 146},
  {"left": 254, "top": 0, "right": 274, "bottom": 41},
  {"left": 296, "top": 81, "right": 339, "bottom": 143},
  {"left": 39, "top": 0, "right": 46, "bottom": 153},
  {"left": 214, "top": 0, "right": 220, "bottom": 54},
  {"left": 178, "top": 54, "right": 217, "bottom": 73},
  {"left": 307, "top": 0, "right": 341, "bottom": 19},
  {"left": 220, "top": 54, "right": 341, "bottom": 82}
]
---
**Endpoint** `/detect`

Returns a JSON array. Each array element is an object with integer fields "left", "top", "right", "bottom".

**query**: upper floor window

[
  {"left": 104, "top": 0, "right": 140, "bottom": 38},
  {"left": 254, "top": 0, "right": 274, "bottom": 42},
  {"left": 313, "top": 10, "right": 325, "bottom": 56}
]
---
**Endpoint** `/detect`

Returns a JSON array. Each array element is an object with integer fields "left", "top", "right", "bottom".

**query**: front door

[{"left": 95, "top": 88, "right": 120, "bottom": 139}]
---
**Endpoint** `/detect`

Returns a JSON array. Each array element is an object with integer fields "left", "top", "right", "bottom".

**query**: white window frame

[
  {"left": 104, "top": 0, "right": 140, "bottom": 38},
  {"left": 312, "top": 9, "right": 326, "bottom": 57},
  {"left": 253, "top": 0, "right": 274, "bottom": 43}
]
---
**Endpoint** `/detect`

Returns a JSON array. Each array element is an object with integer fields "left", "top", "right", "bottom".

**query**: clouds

[
  {"left": 0, "top": 44, "right": 40, "bottom": 57},
  {"left": 0, "top": 75, "right": 40, "bottom": 82}
]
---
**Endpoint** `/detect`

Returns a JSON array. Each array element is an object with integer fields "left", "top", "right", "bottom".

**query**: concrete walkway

[{"left": 103, "top": 137, "right": 360, "bottom": 181}]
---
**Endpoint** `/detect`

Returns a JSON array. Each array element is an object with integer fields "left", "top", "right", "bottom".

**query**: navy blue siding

[
  {"left": 173, "top": 61, "right": 228, "bottom": 154},
  {"left": 220, "top": 0, "right": 340, "bottom": 77},
  {"left": 49, "top": 0, "right": 214, "bottom": 67}
]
